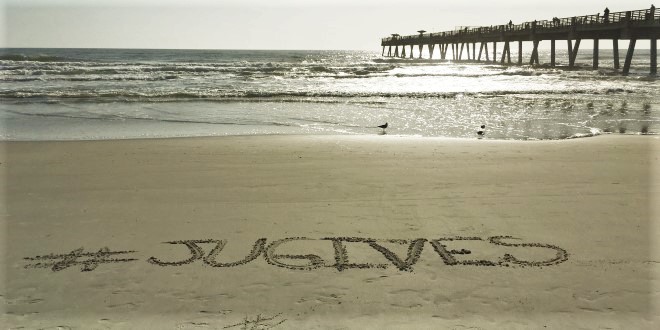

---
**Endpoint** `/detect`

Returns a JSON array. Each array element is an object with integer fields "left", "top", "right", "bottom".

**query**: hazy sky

[{"left": 2, "top": 0, "right": 655, "bottom": 50}]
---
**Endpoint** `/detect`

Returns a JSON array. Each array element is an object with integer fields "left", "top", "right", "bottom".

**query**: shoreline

[
  {"left": 2, "top": 130, "right": 655, "bottom": 143},
  {"left": 2, "top": 134, "right": 659, "bottom": 328}
]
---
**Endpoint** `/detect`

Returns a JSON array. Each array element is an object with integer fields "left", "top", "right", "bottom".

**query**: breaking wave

[
  {"left": 0, "top": 54, "right": 69, "bottom": 62},
  {"left": 0, "top": 86, "right": 637, "bottom": 104}
]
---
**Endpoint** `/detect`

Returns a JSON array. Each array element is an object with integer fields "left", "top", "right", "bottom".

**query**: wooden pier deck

[{"left": 380, "top": 7, "right": 659, "bottom": 75}]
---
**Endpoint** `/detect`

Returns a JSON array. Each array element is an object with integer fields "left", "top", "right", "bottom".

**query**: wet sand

[{"left": 1, "top": 135, "right": 659, "bottom": 328}]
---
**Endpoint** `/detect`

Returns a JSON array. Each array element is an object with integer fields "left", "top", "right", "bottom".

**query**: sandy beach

[{"left": 1, "top": 134, "right": 659, "bottom": 329}]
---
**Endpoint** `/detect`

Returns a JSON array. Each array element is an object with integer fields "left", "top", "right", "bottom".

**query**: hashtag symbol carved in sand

[{"left": 24, "top": 247, "right": 138, "bottom": 272}]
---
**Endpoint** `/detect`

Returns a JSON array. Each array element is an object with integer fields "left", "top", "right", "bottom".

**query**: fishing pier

[{"left": 381, "top": 7, "right": 659, "bottom": 75}]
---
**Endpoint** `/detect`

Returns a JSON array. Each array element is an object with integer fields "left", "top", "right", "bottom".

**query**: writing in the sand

[{"left": 24, "top": 236, "right": 568, "bottom": 272}]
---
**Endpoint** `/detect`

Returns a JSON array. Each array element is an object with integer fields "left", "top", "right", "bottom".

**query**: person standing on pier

[
  {"left": 645, "top": 5, "right": 655, "bottom": 20},
  {"left": 603, "top": 7, "right": 610, "bottom": 23}
]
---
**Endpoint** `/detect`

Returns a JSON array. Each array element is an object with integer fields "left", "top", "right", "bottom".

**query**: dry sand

[{"left": 1, "top": 135, "right": 659, "bottom": 329}]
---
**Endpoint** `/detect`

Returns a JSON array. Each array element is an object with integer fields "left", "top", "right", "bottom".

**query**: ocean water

[{"left": 1, "top": 48, "right": 658, "bottom": 140}]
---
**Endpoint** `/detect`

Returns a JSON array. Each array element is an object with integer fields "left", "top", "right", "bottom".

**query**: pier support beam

[
  {"left": 459, "top": 43, "right": 465, "bottom": 60},
  {"left": 493, "top": 42, "right": 497, "bottom": 63},
  {"left": 441, "top": 44, "right": 448, "bottom": 60},
  {"left": 613, "top": 39, "right": 620, "bottom": 69},
  {"left": 473, "top": 43, "right": 477, "bottom": 60},
  {"left": 518, "top": 40, "right": 523, "bottom": 65},
  {"left": 500, "top": 43, "right": 506, "bottom": 63},
  {"left": 428, "top": 44, "right": 435, "bottom": 59},
  {"left": 651, "top": 37, "right": 657, "bottom": 75},
  {"left": 501, "top": 41, "right": 511, "bottom": 64},
  {"left": 388, "top": 46, "right": 392, "bottom": 57},
  {"left": 401, "top": 46, "right": 406, "bottom": 58},
  {"left": 484, "top": 43, "right": 489, "bottom": 61},
  {"left": 477, "top": 42, "right": 488, "bottom": 61},
  {"left": 409, "top": 45, "right": 414, "bottom": 59},
  {"left": 622, "top": 38, "right": 636, "bottom": 75},
  {"left": 593, "top": 39, "right": 599, "bottom": 69},
  {"left": 568, "top": 39, "right": 581, "bottom": 68},
  {"left": 551, "top": 40, "right": 556, "bottom": 66},
  {"left": 418, "top": 44, "right": 423, "bottom": 59},
  {"left": 530, "top": 40, "right": 540, "bottom": 65},
  {"left": 571, "top": 39, "right": 581, "bottom": 66},
  {"left": 394, "top": 46, "right": 399, "bottom": 57},
  {"left": 567, "top": 40, "right": 573, "bottom": 67}
]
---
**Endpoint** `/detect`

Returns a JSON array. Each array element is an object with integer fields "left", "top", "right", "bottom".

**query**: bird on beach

[
  {"left": 477, "top": 124, "right": 486, "bottom": 136},
  {"left": 377, "top": 122, "right": 388, "bottom": 134}
]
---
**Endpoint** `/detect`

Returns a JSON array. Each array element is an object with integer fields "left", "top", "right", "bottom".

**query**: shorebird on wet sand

[
  {"left": 477, "top": 124, "right": 486, "bottom": 137},
  {"left": 377, "top": 122, "right": 388, "bottom": 134}
]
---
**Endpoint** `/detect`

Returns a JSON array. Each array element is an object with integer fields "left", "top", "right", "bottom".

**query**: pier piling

[
  {"left": 623, "top": 38, "right": 636, "bottom": 75},
  {"left": 501, "top": 41, "right": 511, "bottom": 64},
  {"left": 530, "top": 40, "right": 540, "bottom": 65},
  {"left": 493, "top": 42, "right": 497, "bottom": 63},
  {"left": 652, "top": 37, "right": 658, "bottom": 75},
  {"left": 551, "top": 39, "right": 556, "bottom": 66},
  {"left": 568, "top": 39, "right": 581, "bottom": 68},
  {"left": 593, "top": 39, "right": 599, "bottom": 69},
  {"left": 613, "top": 39, "right": 620, "bottom": 69}
]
